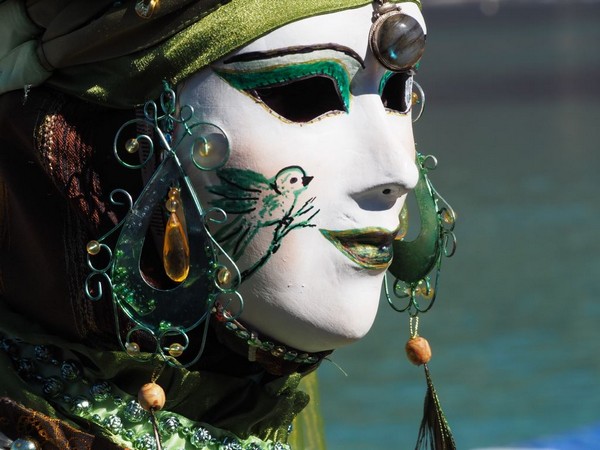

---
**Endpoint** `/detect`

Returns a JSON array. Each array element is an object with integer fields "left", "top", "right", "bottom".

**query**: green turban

[{"left": 0, "top": 0, "right": 418, "bottom": 108}]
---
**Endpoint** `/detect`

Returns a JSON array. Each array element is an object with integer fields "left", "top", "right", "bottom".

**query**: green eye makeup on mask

[
  {"left": 379, "top": 71, "right": 394, "bottom": 96},
  {"left": 215, "top": 59, "right": 352, "bottom": 112}
]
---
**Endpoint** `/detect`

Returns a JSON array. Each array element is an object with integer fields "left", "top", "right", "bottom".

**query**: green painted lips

[{"left": 319, "top": 227, "right": 396, "bottom": 270}]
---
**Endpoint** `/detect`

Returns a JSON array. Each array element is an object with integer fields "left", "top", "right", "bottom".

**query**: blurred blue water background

[{"left": 319, "top": 1, "right": 600, "bottom": 448}]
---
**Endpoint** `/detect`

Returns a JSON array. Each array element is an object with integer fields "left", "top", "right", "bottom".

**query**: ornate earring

[
  {"left": 369, "top": 0, "right": 427, "bottom": 72},
  {"left": 84, "top": 82, "right": 244, "bottom": 450},
  {"left": 412, "top": 78, "right": 425, "bottom": 122},
  {"left": 385, "top": 152, "right": 457, "bottom": 450},
  {"left": 84, "top": 83, "right": 243, "bottom": 358}
]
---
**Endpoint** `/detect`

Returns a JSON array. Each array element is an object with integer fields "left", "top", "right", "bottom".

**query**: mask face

[{"left": 178, "top": 3, "right": 424, "bottom": 352}]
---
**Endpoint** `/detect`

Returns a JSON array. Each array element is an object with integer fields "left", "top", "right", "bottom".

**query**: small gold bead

[
  {"left": 416, "top": 283, "right": 434, "bottom": 300},
  {"left": 168, "top": 343, "right": 184, "bottom": 358},
  {"left": 165, "top": 188, "right": 181, "bottom": 212},
  {"left": 199, "top": 141, "right": 211, "bottom": 157},
  {"left": 125, "top": 138, "right": 140, "bottom": 154},
  {"left": 168, "top": 187, "right": 180, "bottom": 199},
  {"left": 216, "top": 268, "right": 231, "bottom": 287},
  {"left": 125, "top": 342, "right": 140, "bottom": 356},
  {"left": 442, "top": 209, "right": 455, "bottom": 225},
  {"left": 86, "top": 240, "right": 101, "bottom": 255},
  {"left": 165, "top": 198, "right": 179, "bottom": 213},
  {"left": 411, "top": 92, "right": 420, "bottom": 106}
]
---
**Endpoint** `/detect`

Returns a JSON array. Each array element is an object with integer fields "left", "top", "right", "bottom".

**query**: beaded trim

[
  {"left": 213, "top": 306, "right": 325, "bottom": 366},
  {"left": 0, "top": 336, "right": 291, "bottom": 450}
]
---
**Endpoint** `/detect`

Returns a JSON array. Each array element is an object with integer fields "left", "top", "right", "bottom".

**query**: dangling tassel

[
  {"left": 406, "top": 327, "right": 456, "bottom": 450},
  {"left": 415, "top": 363, "right": 456, "bottom": 450},
  {"left": 140, "top": 386, "right": 165, "bottom": 450},
  {"left": 149, "top": 409, "right": 164, "bottom": 450}
]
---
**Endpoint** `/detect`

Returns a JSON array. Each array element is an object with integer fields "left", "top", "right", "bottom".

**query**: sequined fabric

[{"left": 0, "top": 299, "right": 310, "bottom": 447}]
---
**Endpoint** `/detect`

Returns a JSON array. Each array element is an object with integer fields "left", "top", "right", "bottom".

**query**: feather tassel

[{"left": 415, "top": 364, "right": 456, "bottom": 450}]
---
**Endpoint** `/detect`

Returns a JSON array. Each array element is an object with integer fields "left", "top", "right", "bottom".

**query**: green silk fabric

[
  {"left": 0, "top": 300, "right": 309, "bottom": 445},
  {"left": 0, "top": 0, "right": 419, "bottom": 108},
  {"left": 49, "top": 0, "right": 376, "bottom": 107}
]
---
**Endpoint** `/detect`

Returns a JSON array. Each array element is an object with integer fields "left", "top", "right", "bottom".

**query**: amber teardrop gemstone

[
  {"left": 405, "top": 336, "right": 432, "bottom": 366},
  {"left": 163, "top": 212, "right": 190, "bottom": 282},
  {"left": 138, "top": 382, "right": 166, "bottom": 411}
]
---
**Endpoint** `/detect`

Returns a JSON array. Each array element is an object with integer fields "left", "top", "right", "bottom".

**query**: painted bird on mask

[{"left": 208, "top": 166, "right": 319, "bottom": 277}]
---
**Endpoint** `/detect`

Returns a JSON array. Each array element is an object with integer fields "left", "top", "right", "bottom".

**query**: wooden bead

[
  {"left": 405, "top": 336, "right": 432, "bottom": 366},
  {"left": 138, "top": 382, "right": 166, "bottom": 411}
]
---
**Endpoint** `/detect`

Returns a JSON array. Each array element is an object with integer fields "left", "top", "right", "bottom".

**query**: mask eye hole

[
  {"left": 380, "top": 72, "right": 413, "bottom": 114},
  {"left": 249, "top": 76, "right": 346, "bottom": 123}
]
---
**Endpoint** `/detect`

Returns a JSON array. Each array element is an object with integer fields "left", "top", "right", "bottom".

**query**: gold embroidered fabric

[{"left": 0, "top": 397, "right": 122, "bottom": 450}]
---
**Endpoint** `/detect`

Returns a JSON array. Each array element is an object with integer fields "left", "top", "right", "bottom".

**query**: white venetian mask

[{"left": 178, "top": 3, "right": 425, "bottom": 352}]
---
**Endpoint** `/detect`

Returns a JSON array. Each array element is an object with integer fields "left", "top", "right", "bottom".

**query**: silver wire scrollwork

[
  {"left": 84, "top": 82, "right": 243, "bottom": 367},
  {"left": 384, "top": 153, "right": 457, "bottom": 316},
  {"left": 412, "top": 80, "right": 425, "bottom": 123}
]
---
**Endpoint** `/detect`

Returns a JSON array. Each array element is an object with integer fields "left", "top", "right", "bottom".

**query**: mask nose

[
  {"left": 349, "top": 97, "right": 419, "bottom": 210},
  {"left": 352, "top": 182, "right": 414, "bottom": 211}
]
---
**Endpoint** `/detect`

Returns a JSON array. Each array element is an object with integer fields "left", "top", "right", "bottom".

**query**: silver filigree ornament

[{"left": 84, "top": 83, "right": 244, "bottom": 368}]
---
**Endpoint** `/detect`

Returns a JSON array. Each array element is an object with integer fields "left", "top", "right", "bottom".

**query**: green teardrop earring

[{"left": 386, "top": 152, "right": 457, "bottom": 450}]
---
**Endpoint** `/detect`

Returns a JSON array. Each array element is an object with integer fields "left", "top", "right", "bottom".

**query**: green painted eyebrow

[
  {"left": 214, "top": 59, "right": 352, "bottom": 112},
  {"left": 223, "top": 44, "right": 365, "bottom": 68}
]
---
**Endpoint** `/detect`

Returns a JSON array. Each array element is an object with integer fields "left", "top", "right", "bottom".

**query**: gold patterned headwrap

[{"left": 0, "top": 0, "right": 418, "bottom": 108}]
